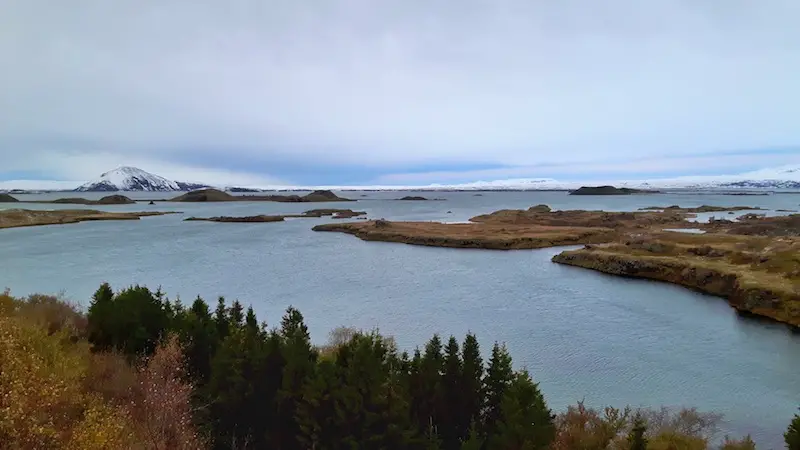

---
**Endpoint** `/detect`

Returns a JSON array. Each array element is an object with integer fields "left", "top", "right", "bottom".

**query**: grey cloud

[{"left": 1, "top": 0, "right": 799, "bottom": 181}]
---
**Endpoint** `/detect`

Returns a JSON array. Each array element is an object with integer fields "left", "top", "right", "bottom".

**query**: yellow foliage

[
  {"left": 648, "top": 431, "right": 707, "bottom": 450},
  {"left": 67, "top": 396, "right": 135, "bottom": 450}
]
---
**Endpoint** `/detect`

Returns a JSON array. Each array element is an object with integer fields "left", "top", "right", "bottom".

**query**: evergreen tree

[
  {"left": 413, "top": 334, "right": 444, "bottom": 442},
  {"left": 483, "top": 342, "right": 514, "bottom": 439},
  {"left": 180, "top": 296, "right": 217, "bottom": 382},
  {"left": 229, "top": 300, "right": 244, "bottom": 328},
  {"left": 628, "top": 413, "right": 648, "bottom": 450},
  {"left": 787, "top": 408, "right": 800, "bottom": 450},
  {"left": 245, "top": 306, "right": 258, "bottom": 332},
  {"left": 488, "top": 370, "right": 554, "bottom": 450},
  {"left": 214, "top": 296, "right": 230, "bottom": 341},
  {"left": 441, "top": 336, "right": 464, "bottom": 449},
  {"left": 87, "top": 282, "right": 115, "bottom": 351},
  {"left": 275, "top": 307, "right": 317, "bottom": 449},
  {"left": 461, "top": 333, "right": 484, "bottom": 442},
  {"left": 461, "top": 424, "right": 484, "bottom": 450}
]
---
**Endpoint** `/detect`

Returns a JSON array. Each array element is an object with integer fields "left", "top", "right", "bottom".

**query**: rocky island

[
  {"left": 570, "top": 185, "right": 657, "bottom": 195},
  {"left": 171, "top": 188, "right": 353, "bottom": 203},
  {"left": 396, "top": 196, "right": 444, "bottom": 201},
  {"left": 0, "top": 209, "right": 177, "bottom": 230}
]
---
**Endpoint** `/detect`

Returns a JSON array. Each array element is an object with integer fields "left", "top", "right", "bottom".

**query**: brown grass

[
  {"left": 0, "top": 209, "right": 177, "bottom": 230},
  {"left": 313, "top": 220, "right": 619, "bottom": 250}
]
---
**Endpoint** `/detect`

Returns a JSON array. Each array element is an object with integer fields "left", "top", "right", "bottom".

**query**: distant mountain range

[
  {"left": 75, "top": 167, "right": 208, "bottom": 192},
  {"left": 1, "top": 164, "right": 800, "bottom": 192}
]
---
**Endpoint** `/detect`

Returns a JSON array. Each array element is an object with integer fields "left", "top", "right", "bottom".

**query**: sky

[{"left": 2, "top": 0, "right": 800, "bottom": 188}]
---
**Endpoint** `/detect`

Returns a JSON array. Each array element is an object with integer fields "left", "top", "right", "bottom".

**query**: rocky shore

[
  {"left": 552, "top": 232, "right": 800, "bottom": 327},
  {"left": 0, "top": 209, "right": 177, "bottom": 229}
]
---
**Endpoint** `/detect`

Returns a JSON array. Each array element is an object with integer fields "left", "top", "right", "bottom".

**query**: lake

[{"left": 2, "top": 190, "right": 799, "bottom": 447}]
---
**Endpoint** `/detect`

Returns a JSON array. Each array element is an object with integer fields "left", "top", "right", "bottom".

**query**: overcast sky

[{"left": 2, "top": 0, "right": 799, "bottom": 186}]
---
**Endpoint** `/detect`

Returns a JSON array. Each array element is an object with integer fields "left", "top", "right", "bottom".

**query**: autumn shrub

[
  {"left": 0, "top": 315, "right": 132, "bottom": 449},
  {"left": 127, "top": 335, "right": 206, "bottom": 450}
]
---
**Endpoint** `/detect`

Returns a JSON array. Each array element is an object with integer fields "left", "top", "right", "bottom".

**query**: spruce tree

[
  {"left": 488, "top": 369, "right": 554, "bottom": 450},
  {"left": 214, "top": 296, "right": 230, "bottom": 341},
  {"left": 787, "top": 408, "right": 800, "bottom": 450},
  {"left": 441, "top": 336, "right": 464, "bottom": 449},
  {"left": 417, "top": 334, "right": 444, "bottom": 441},
  {"left": 229, "top": 300, "right": 244, "bottom": 328},
  {"left": 483, "top": 342, "right": 514, "bottom": 440},
  {"left": 87, "top": 282, "right": 115, "bottom": 351},
  {"left": 628, "top": 413, "right": 648, "bottom": 450},
  {"left": 180, "top": 296, "right": 217, "bottom": 382},
  {"left": 275, "top": 306, "right": 317, "bottom": 449},
  {"left": 461, "top": 333, "right": 484, "bottom": 441}
]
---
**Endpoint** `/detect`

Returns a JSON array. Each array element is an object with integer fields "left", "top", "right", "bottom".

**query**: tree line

[{"left": 2, "top": 283, "right": 797, "bottom": 449}]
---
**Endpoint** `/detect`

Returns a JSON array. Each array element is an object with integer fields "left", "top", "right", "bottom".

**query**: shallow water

[{"left": 2, "top": 190, "right": 799, "bottom": 447}]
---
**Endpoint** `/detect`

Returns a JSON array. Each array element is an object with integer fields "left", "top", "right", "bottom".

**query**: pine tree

[
  {"left": 461, "top": 424, "right": 484, "bottom": 450},
  {"left": 180, "top": 296, "right": 217, "bottom": 382},
  {"left": 787, "top": 408, "right": 800, "bottom": 450},
  {"left": 214, "top": 296, "right": 230, "bottom": 341},
  {"left": 441, "top": 336, "right": 463, "bottom": 450},
  {"left": 488, "top": 369, "right": 554, "bottom": 450},
  {"left": 461, "top": 333, "right": 484, "bottom": 442},
  {"left": 628, "top": 413, "right": 648, "bottom": 450},
  {"left": 229, "top": 300, "right": 244, "bottom": 328},
  {"left": 417, "top": 334, "right": 444, "bottom": 441},
  {"left": 483, "top": 342, "right": 514, "bottom": 440},
  {"left": 275, "top": 306, "right": 317, "bottom": 449},
  {"left": 87, "top": 282, "right": 115, "bottom": 351}
]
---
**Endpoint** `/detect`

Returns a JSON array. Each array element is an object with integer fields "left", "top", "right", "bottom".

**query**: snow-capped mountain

[{"left": 75, "top": 167, "right": 209, "bottom": 192}]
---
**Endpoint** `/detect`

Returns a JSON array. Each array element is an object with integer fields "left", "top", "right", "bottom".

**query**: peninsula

[{"left": 0, "top": 209, "right": 177, "bottom": 230}]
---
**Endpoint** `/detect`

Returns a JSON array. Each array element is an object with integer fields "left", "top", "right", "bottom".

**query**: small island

[
  {"left": 569, "top": 186, "right": 656, "bottom": 195},
  {"left": 171, "top": 189, "right": 353, "bottom": 203},
  {"left": 396, "top": 196, "right": 444, "bottom": 201},
  {"left": 185, "top": 215, "right": 286, "bottom": 223},
  {"left": 0, "top": 193, "right": 19, "bottom": 202},
  {"left": 185, "top": 209, "right": 367, "bottom": 223},
  {"left": 0, "top": 209, "right": 177, "bottom": 230}
]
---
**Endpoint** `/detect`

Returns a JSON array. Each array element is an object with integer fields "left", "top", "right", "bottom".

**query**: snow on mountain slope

[{"left": 75, "top": 167, "right": 208, "bottom": 192}]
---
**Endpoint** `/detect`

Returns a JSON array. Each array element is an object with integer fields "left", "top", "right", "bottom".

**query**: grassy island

[{"left": 0, "top": 209, "right": 177, "bottom": 230}]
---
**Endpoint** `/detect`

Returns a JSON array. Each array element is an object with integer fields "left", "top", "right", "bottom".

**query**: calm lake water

[{"left": 2, "top": 190, "right": 799, "bottom": 447}]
